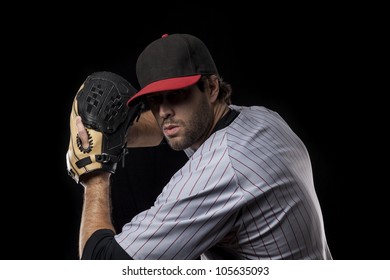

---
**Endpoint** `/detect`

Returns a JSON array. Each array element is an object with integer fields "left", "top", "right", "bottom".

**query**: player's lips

[{"left": 163, "top": 124, "right": 180, "bottom": 137}]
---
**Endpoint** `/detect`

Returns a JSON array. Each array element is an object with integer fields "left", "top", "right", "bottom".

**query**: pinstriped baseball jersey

[{"left": 115, "top": 105, "right": 332, "bottom": 259}]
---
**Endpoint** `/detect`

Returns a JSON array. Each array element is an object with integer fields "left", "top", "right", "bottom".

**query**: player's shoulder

[
  {"left": 229, "top": 104, "right": 288, "bottom": 128},
  {"left": 230, "top": 104, "right": 280, "bottom": 118}
]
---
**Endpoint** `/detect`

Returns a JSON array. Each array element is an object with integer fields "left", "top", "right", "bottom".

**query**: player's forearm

[
  {"left": 126, "top": 110, "right": 163, "bottom": 147},
  {"left": 79, "top": 173, "right": 115, "bottom": 258}
]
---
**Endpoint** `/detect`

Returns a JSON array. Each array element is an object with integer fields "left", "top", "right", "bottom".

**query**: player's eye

[
  {"left": 166, "top": 90, "right": 189, "bottom": 104},
  {"left": 146, "top": 89, "right": 190, "bottom": 107},
  {"left": 146, "top": 95, "right": 163, "bottom": 107}
]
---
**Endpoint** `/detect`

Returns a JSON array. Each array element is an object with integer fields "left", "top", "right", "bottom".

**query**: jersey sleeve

[{"left": 115, "top": 132, "right": 245, "bottom": 259}]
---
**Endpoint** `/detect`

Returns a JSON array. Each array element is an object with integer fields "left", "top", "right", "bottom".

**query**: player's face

[{"left": 147, "top": 84, "right": 214, "bottom": 151}]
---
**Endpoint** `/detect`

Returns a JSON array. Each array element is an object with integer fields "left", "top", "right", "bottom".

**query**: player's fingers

[{"left": 76, "top": 116, "right": 90, "bottom": 149}]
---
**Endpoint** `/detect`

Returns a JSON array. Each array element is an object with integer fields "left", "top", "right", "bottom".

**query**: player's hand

[
  {"left": 75, "top": 116, "right": 89, "bottom": 150},
  {"left": 74, "top": 116, "right": 111, "bottom": 186},
  {"left": 126, "top": 110, "right": 163, "bottom": 147}
]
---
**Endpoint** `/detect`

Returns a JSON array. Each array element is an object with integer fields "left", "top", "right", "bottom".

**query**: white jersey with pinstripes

[{"left": 115, "top": 105, "right": 332, "bottom": 259}]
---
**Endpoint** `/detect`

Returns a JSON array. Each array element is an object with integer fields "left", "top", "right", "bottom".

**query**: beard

[{"left": 166, "top": 97, "right": 214, "bottom": 151}]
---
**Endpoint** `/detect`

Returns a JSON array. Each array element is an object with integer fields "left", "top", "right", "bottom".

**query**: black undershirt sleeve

[{"left": 81, "top": 229, "right": 133, "bottom": 260}]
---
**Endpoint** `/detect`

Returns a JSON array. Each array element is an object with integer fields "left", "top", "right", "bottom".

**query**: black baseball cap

[{"left": 127, "top": 33, "right": 218, "bottom": 105}]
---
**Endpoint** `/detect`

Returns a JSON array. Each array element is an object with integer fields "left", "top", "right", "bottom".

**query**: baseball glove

[{"left": 66, "top": 71, "right": 143, "bottom": 183}]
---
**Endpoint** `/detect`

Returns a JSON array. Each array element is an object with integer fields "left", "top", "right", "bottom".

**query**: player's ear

[{"left": 208, "top": 75, "right": 219, "bottom": 103}]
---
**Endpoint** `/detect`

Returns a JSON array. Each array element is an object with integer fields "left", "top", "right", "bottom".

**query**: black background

[{"left": 2, "top": 5, "right": 386, "bottom": 260}]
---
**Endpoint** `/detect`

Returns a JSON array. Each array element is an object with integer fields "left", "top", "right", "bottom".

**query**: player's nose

[{"left": 158, "top": 98, "right": 174, "bottom": 119}]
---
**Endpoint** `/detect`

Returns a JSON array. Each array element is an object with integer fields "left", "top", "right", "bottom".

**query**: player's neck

[{"left": 213, "top": 103, "right": 230, "bottom": 126}]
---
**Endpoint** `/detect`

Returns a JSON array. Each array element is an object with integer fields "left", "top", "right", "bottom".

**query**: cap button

[{"left": 161, "top": 34, "right": 169, "bottom": 38}]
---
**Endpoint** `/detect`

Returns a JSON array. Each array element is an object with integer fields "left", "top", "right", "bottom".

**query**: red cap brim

[{"left": 127, "top": 75, "right": 201, "bottom": 105}]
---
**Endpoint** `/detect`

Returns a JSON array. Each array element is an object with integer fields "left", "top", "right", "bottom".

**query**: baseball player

[{"left": 67, "top": 34, "right": 332, "bottom": 259}]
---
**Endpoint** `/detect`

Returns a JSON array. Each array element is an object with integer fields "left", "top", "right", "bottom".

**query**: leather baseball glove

[{"left": 66, "top": 71, "right": 142, "bottom": 183}]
